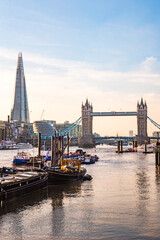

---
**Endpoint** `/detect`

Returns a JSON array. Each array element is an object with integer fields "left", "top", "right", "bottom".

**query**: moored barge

[{"left": 0, "top": 170, "right": 48, "bottom": 201}]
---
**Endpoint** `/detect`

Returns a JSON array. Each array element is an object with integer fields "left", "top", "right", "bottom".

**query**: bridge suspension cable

[
  {"left": 59, "top": 117, "right": 81, "bottom": 136},
  {"left": 147, "top": 116, "right": 160, "bottom": 130},
  {"left": 26, "top": 117, "right": 82, "bottom": 139}
]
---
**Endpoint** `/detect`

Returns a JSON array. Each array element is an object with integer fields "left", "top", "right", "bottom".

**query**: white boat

[
  {"left": 137, "top": 143, "right": 155, "bottom": 152},
  {"left": 0, "top": 140, "right": 18, "bottom": 150},
  {"left": 17, "top": 143, "right": 33, "bottom": 149}
]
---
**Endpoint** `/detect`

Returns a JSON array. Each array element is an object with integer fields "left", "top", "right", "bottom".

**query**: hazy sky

[{"left": 0, "top": 0, "right": 160, "bottom": 136}]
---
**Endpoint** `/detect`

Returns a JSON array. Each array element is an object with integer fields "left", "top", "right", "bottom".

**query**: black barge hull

[{"left": 0, "top": 172, "right": 48, "bottom": 201}]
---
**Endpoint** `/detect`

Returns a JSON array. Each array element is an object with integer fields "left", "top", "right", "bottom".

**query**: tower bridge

[
  {"left": 26, "top": 96, "right": 159, "bottom": 145},
  {"left": 78, "top": 98, "right": 148, "bottom": 147}
]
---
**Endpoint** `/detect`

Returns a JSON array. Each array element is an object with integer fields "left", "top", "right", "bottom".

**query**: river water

[{"left": 0, "top": 145, "right": 160, "bottom": 240}]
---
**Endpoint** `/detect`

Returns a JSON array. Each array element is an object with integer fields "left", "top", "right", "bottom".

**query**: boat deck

[{"left": 0, "top": 171, "right": 46, "bottom": 187}]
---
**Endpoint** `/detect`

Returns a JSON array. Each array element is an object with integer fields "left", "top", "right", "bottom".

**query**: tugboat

[
  {"left": 36, "top": 133, "right": 90, "bottom": 183},
  {"left": 47, "top": 159, "right": 86, "bottom": 183}
]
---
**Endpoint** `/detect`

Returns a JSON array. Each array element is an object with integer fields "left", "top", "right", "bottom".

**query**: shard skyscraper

[{"left": 11, "top": 53, "right": 30, "bottom": 123}]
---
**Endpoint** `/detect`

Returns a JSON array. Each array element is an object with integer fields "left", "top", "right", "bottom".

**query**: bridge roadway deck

[{"left": 90, "top": 111, "right": 137, "bottom": 116}]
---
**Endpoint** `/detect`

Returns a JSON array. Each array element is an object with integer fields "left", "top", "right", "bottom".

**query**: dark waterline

[{"left": 0, "top": 145, "right": 160, "bottom": 240}]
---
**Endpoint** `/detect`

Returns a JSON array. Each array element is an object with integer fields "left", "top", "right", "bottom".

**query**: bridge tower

[
  {"left": 78, "top": 99, "right": 95, "bottom": 148},
  {"left": 136, "top": 98, "right": 149, "bottom": 144}
]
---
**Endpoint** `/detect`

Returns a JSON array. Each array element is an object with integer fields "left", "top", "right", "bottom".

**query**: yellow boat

[{"left": 47, "top": 159, "right": 86, "bottom": 183}]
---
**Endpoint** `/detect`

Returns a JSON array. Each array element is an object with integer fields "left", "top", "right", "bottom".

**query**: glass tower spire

[{"left": 11, "top": 53, "right": 30, "bottom": 123}]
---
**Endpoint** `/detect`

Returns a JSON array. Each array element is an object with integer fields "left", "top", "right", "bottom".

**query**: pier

[{"left": 155, "top": 140, "right": 160, "bottom": 166}]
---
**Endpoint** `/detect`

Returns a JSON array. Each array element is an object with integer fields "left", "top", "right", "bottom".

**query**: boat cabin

[{"left": 60, "top": 159, "right": 81, "bottom": 172}]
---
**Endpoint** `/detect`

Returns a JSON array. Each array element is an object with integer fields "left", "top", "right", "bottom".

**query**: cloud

[
  {"left": 0, "top": 47, "right": 160, "bottom": 87},
  {"left": 140, "top": 57, "right": 160, "bottom": 73}
]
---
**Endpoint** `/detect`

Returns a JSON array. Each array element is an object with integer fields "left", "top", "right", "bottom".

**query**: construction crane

[{"left": 41, "top": 110, "right": 45, "bottom": 120}]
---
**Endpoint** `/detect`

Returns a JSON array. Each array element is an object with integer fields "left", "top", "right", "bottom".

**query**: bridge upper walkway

[{"left": 90, "top": 111, "right": 137, "bottom": 117}]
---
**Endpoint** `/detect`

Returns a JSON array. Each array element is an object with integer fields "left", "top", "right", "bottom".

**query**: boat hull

[
  {"left": 81, "top": 160, "right": 95, "bottom": 164},
  {"left": 0, "top": 172, "right": 48, "bottom": 202},
  {"left": 13, "top": 158, "right": 30, "bottom": 165},
  {"left": 48, "top": 168, "right": 86, "bottom": 183}
]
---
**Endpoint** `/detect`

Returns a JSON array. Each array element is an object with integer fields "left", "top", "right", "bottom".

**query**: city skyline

[{"left": 0, "top": 0, "right": 160, "bottom": 136}]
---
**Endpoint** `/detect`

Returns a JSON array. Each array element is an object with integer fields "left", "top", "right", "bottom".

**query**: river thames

[{"left": 0, "top": 145, "right": 160, "bottom": 240}]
